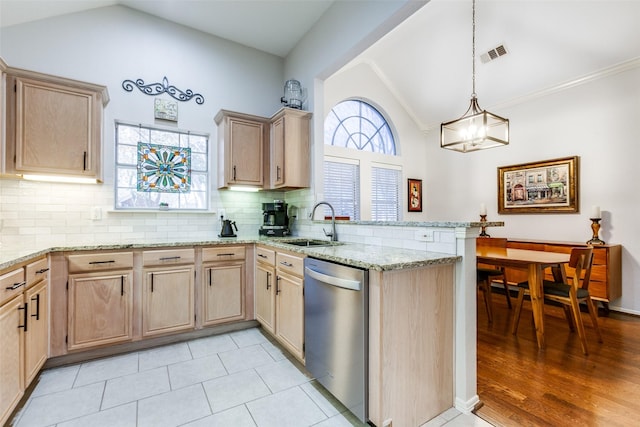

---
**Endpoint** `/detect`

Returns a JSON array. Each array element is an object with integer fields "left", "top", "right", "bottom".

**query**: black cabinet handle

[
  {"left": 18, "top": 303, "right": 28, "bottom": 331},
  {"left": 266, "top": 272, "right": 271, "bottom": 290},
  {"left": 276, "top": 276, "right": 281, "bottom": 295},
  {"left": 31, "top": 294, "right": 40, "bottom": 320},
  {"left": 6, "top": 281, "right": 26, "bottom": 290},
  {"left": 257, "top": 254, "right": 267, "bottom": 259},
  {"left": 121, "top": 276, "right": 124, "bottom": 296},
  {"left": 36, "top": 268, "right": 49, "bottom": 274},
  {"left": 209, "top": 269, "right": 212, "bottom": 287},
  {"left": 279, "top": 261, "right": 293, "bottom": 268},
  {"left": 216, "top": 253, "right": 235, "bottom": 257},
  {"left": 159, "top": 256, "right": 181, "bottom": 261},
  {"left": 233, "top": 166, "right": 237, "bottom": 181},
  {"left": 83, "top": 151, "right": 87, "bottom": 171},
  {"left": 151, "top": 273, "right": 154, "bottom": 292},
  {"left": 276, "top": 166, "right": 281, "bottom": 181},
  {"left": 89, "top": 260, "right": 115, "bottom": 265}
]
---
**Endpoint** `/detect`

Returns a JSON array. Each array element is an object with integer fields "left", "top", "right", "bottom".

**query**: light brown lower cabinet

[
  {"left": 274, "top": 251, "right": 305, "bottom": 362},
  {"left": 0, "top": 292, "right": 24, "bottom": 426},
  {"left": 1, "top": 258, "right": 49, "bottom": 427},
  {"left": 201, "top": 246, "right": 246, "bottom": 326},
  {"left": 142, "top": 248, "right": 195, "bottom": 337},
  {"left": 68, "top": 270, "right": 133, "bottom": 350},
  {"left": 255, "top": 246, "right": 276, "bottom": 334},
  {"left": 67, "top": 251, "right": 134, "bottom": 351},
  {"left": 24, "top": 279, "right": 48, "bottom": 385}
]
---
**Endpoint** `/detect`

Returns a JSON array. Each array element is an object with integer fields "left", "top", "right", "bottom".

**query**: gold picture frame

[{"left": 498, "top": 156, "right": 579, "bottom": 214}]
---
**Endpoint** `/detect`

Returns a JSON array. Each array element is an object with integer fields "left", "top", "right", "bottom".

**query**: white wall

[
  {"left": 0, "top": 5, "right": 287, "bottom": 246},
  {"left": 426, "top": 64, "right": 640, "bottom": 313}
]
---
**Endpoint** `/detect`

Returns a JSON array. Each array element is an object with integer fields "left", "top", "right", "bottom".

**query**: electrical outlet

[
  {"left": 415, "top": 229, "right": 434, "bottom": 242},
  {"left": 91, "top": 206, "right": 102, "bottom": 221}
]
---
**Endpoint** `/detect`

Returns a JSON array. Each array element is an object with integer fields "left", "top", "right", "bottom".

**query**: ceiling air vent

[{"left": 480, "top": 44, "right": 508, "bottom": 64}]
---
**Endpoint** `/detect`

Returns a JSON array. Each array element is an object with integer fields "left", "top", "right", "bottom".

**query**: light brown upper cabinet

[
  {"left": 267, "top": 108, "right": 312, "bottom": 190},
  {"left": 215, "top": 109, "right": 268, "bottom": 189},
  {"left": 4, "top": 67, "right": 109, "bottom": 181}
]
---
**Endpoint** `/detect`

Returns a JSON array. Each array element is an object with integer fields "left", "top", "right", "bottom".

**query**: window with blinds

[
  {"left": 371, "top": 165, "right": 400, "bottom": 221},
  {"left": 323, "top": 160, "right": 360, "bottom": 220},
  {"left": 324, "top": 99, "right": 401, "bottom": 221}
]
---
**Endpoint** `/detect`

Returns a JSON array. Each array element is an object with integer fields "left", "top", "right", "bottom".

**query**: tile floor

[{"left": 10, "top": 328, "right": 492, "bottom": 427}]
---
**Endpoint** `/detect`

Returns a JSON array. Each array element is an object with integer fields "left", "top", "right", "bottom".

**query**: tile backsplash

[{"left": 0, "top": 179, "right": 459, "bottom": 255}]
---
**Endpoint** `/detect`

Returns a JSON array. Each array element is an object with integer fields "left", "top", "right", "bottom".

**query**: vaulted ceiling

[{"left": 2, "top": 0, "right": 639, "bottom": 131}]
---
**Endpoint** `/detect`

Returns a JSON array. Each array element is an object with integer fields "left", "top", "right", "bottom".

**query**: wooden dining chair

[
  {"left": 476, "top": 237, "right": 511, "bottom": 323},
  {"left": 511, "top": 246, "right": 603, "bottom": 355}
]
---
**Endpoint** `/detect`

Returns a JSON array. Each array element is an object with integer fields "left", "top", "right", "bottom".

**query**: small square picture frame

[{"left": 154, "top": 98, "right": 178, "bottom": 122}]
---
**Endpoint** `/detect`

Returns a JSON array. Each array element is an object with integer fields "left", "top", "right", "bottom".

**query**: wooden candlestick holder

[
  {"left": 587, "top": 218, "right": 605, "bottom": 245},
  {"left": 479, "top": 214, "right": 490, "bottom": 237}
]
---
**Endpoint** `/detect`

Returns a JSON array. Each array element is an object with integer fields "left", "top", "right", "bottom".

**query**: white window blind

[
  {"left": 371, "top": 165, "right": 400, "bottom": 221},
  {"left": 323, "top": 160, "right": 360, "bottom": 220}
]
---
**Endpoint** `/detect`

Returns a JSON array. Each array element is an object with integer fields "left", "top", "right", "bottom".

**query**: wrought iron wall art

[{"left": 122, "top": 76, "right": 205, "bottom": 104}]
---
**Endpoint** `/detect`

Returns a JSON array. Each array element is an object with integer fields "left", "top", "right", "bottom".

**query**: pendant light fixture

[{"left": 440, "top": 0, "right": 509, "bottom": 152}]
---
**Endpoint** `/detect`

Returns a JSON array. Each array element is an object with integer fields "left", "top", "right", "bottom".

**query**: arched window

[
  {"left": 325, "top": 100, "right": 396, "bottom": 154},
  {"left": 324, "top": 100, "right": 400, "bottom": 221}
]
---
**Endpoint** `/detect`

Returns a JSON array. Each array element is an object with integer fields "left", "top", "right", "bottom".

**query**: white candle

[
  {"left": 480, "top": 203, "right": 487, "bottom": 216},
  {"left": 591, "top": 205, "right": 601, "bottom": 219}
]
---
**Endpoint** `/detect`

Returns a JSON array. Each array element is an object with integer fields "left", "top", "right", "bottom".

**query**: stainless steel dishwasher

[{"left": 304, "top": 257, "right": 368, "bottom": 424}]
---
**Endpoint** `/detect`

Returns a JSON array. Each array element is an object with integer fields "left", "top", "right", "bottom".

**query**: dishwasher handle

[{"left": 304, "top": 266, "right": 362, "bottom": 291}]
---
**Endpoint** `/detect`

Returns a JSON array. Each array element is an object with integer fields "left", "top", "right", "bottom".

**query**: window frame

[{"left": 114, "top": 120, "right": 210, "bottom": 211}]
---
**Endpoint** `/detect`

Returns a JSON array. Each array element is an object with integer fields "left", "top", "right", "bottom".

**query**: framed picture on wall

[
  {"left": 408, "top": 178, "right": 422, "bottom": 212},
  {"left": 498, "top": 156, "right": 579, "bottom": 214}
]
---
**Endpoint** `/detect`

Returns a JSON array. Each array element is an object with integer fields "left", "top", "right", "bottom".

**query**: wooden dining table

[{"left": 476, "top": 247, "right": 571, "bottom": 349}]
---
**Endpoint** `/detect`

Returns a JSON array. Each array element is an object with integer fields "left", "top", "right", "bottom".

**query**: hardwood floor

[{"left": 474, "top": 290, "right": 640, "bottom": 427}]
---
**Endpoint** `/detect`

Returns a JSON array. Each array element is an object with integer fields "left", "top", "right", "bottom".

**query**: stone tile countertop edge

[{"left": 0, "top": 236, "right": 461, "bottom": 272}]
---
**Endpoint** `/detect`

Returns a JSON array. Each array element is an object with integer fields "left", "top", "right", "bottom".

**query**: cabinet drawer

[
  {"left": 202, "top": 246, "right": 245, "bottom": 262},
  {"left": 25, "top": 257, "right": 49, "bottom": 288},
  {"left": 1, "top": 268, "right": 26, "bottom": 306},
  {"left": 143, "top": 248, "right": 195, "bottom": 266},
  {"left": 276, "top": 252, "right": 305, "bottom": 277},
  {"left": 68, "top": 252, "right": 133, "bottom": 273},
  {"left": 256, "top": 247, "right": 275, "bottom": 265}
]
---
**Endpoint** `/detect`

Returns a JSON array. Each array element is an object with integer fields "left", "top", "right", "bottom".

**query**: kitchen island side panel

[{"left": 368, "top": 263, "right": 454, "bottom": 427}]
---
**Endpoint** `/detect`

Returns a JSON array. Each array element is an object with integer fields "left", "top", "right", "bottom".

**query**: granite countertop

[{"left": 0, "top": 235, "right": 460, "bottom": 272}]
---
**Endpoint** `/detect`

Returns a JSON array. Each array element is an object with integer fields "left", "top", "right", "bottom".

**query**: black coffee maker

[{"left": 259, "top": 201, "right": 289, "bottom": 237}]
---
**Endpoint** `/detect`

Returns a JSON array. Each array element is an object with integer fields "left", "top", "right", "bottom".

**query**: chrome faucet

[{"left": 310, "top": 201, "right": 337, "bottom": 241}]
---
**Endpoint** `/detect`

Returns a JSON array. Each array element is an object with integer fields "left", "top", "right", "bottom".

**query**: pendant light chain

[
  {"left": 440, "top": 0, "right": 509, "bottom": 152},
  {"left": 471, "top": 0, "right": 476, "bottom": 98}
]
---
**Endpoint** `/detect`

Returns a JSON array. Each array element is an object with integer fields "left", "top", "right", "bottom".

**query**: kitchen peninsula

[{"left": 0, "top": 220, "right": 495, "bottom": 426}]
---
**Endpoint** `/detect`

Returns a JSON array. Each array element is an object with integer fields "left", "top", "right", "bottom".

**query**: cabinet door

[
  {"left": 255, "top": 262, "right": 276, "bottom": 334},
  {"left": 68, "top": 271, "right": 133, "bottom": 350},
  {"left": 14, "top": 76, "right": 101, "bottom": 177},
  {"left": 271, "top": 116, "right": 285, "bottom": 187},
  {"left": 24, "top": 280, "right": 48, "bottom": 385},
  {"left": 203, "top": 262, "right": 245, "bottom": 326},
  {"left": 143, "top": 266, "right": 195, "bottom": 337},
  {"left": 0, "top": 294, "right": 25, "bottom": 426},
  {"left": 229, "top": 118, "right": 264, "bottom": 185},
  {"left": 275, "top": 272, "right": 304, "bottom": 361}
]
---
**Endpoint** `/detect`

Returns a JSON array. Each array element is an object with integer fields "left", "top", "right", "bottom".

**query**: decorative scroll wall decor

[
  {"left": 137, "top": 142, "right": 191, "bottom": 192},
  {"left": 122, "top": 76, "right": 205, "bottom": 104}
]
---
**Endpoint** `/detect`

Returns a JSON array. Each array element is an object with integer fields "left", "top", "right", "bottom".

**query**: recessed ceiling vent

[{"left": 480, "top": 44, "right": 508, "bottom": 64}]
